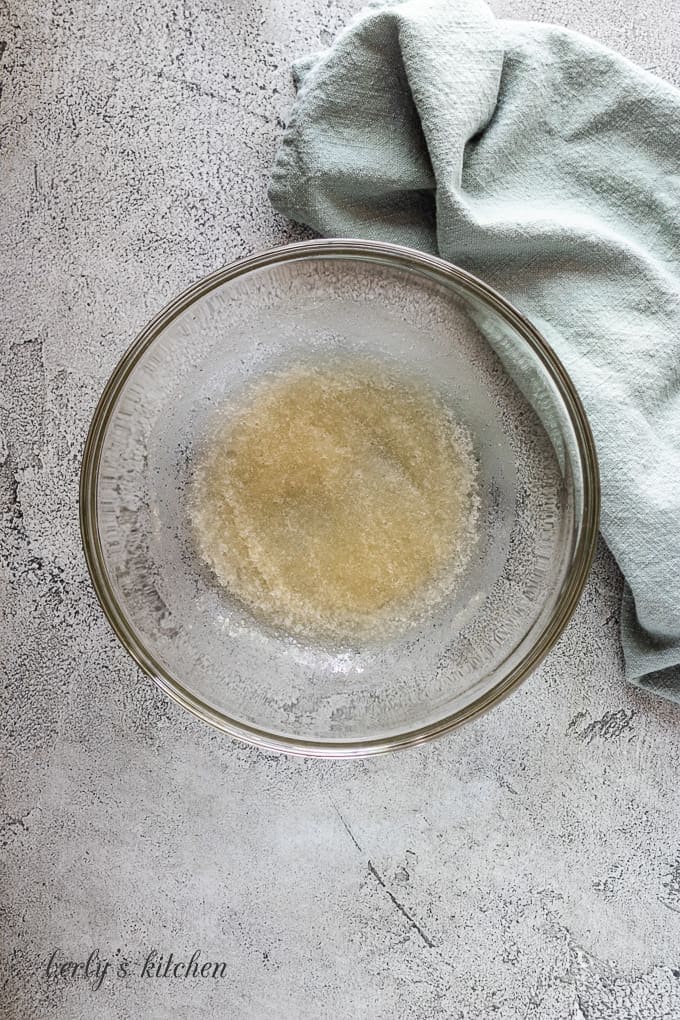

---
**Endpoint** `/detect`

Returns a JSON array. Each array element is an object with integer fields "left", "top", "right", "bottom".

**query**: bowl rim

[{"left": 80, "top": 238, "right": 600, "bottom": 758}]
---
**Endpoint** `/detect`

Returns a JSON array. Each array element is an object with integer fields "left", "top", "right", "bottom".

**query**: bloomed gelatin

[{"left": 190, "top": 360, "right": 479, "bottom": 640}]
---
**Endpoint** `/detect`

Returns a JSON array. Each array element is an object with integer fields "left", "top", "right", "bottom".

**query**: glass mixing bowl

[{"left": 80, "top": 240, "right": 599, "bottom": 757}]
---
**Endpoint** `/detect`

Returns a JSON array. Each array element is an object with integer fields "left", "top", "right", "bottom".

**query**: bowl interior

[{"left": 84, "top": 244, "right": 596, "bottom": 754}]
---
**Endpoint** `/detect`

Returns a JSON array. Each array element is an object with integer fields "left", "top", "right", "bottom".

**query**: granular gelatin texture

[{"left": 190, "top": 361, "right": 479, "bottom": 641}]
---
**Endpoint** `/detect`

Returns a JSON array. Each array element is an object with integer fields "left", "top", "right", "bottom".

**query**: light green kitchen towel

[{"left": 269, "top": 0, "right": 680, "bottom": 703}]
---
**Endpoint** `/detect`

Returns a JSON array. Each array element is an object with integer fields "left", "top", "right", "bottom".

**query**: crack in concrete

[
  {"left": 366, "top": 861, "right": 434, "bottom": 949},
  {"left": 332, "top": 803, "right": 363, "bottom": 853},
  {"left": 332, "top": 802, "right": 434, "bottom": 949}
]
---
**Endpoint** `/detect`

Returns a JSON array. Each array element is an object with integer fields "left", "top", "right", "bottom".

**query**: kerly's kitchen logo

[{"left": 45, "top": 948, "right": 227, "bottom": 991}]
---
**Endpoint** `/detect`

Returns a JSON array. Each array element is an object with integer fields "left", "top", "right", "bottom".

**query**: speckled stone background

[{"left": 1, "top": 1, "right": 680, "bottom": 1017}]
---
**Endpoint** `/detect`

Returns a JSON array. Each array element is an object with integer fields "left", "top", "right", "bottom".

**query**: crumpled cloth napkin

[{"left": 269, "top": 0, "right": 680, "bottom": 703}]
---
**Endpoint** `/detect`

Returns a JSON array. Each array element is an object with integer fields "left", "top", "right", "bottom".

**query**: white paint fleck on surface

[{"left": 1, "top": 0, "right": 679, "bottom": 1016}]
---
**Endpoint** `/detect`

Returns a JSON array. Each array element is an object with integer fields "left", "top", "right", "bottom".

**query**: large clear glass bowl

[{"left": 80, "top": 240, "right": 599, "bottom": 757}]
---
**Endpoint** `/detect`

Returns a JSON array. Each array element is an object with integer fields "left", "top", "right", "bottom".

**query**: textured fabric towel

[{"left": 268, "top": 0, "right": 680, "bottom": 703}]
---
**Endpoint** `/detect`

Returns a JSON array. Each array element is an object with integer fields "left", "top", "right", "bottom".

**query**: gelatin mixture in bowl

[
  {"left": 190, "top": 359, "right": 479, "bottom": 641},
  {"left": 80, "top": 240, "right": 599, "bottom": 756}
]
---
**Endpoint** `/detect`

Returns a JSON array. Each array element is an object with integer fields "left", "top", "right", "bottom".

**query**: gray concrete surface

[{"left": 1, "top": 0, "right": 680, "bottom": 1017}]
